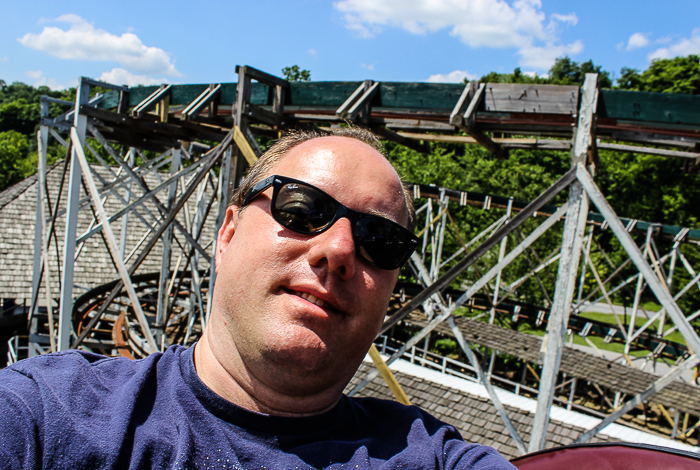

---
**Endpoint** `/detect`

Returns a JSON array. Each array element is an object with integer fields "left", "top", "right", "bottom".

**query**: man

[{"left": 0, "top": 128, "right": 515, "bottom": 469}]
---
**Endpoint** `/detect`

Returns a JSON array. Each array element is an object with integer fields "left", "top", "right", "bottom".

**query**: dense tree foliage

[
  {"left": 282, "top": 65, "right": 311, "bottom": 82},
  {"left": 478, "top": 56, "right": 613, "bottom": 88},
  {"left": 617, "top": 55, "right": 700, "bottom": 94},
  {"left": 0, "top": 82, "right": 73, "bottom": 189}
]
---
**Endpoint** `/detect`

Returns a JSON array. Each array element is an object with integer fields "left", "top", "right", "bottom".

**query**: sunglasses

[{"left": 242, "top": 175, "right": 418, "bottom": 270}]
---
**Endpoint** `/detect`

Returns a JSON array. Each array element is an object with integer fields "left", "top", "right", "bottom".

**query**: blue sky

[{"left": 2, "top": 0, "right": 699, "bottom": 90}]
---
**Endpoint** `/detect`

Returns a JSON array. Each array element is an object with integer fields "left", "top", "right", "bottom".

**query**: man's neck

[{"left": 193, "top": 329, "right": 342, "bottom": 417}]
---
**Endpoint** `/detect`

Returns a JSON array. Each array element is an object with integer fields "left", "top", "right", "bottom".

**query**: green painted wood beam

[
  {"left": 98, "top": 80, "right": 700, "bottom": 128},
  {"left": 599, "top": 89, "right": 700, "bottom": 127}
]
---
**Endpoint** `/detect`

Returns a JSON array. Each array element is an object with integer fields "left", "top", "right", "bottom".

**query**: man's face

[{"left": 210, "top": 136, "right": 408, "bottom": 397}]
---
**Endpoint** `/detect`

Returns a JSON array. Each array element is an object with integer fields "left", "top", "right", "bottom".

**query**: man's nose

[{"left": 307, "top": 217, "right": 356, "bottom": 279}]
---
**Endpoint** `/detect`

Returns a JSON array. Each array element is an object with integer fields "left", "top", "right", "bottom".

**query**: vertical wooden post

[
  {"left": 156, "top": 148, "right": 181, "bottom": 345},
  {"left": 529, "top": 73, "right": 598, "bottom": 452},
  {"left": 29, "top": 102, "right": 50, "bottom": 356},
  {"left": 57, "top": 77, "right": 90, "bottom": 351}
]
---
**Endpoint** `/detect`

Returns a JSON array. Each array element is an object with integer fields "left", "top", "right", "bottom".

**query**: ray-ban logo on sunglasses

[{"left": 287, "top": 184, "right": 299, "bottom": 189}]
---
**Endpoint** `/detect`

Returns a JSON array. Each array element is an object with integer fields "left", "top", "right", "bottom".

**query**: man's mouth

[{"left": 296, "top": 291, "right": 330, "bottom": 309}]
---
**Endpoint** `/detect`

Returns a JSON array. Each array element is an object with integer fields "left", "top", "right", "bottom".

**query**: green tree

[
  {"left": 282, "top": 65, "right": 311, "bottom": 82},
  {"left": 480, "top": 57, "right": 612, "bottom": 88},
  {"left": 617, "top": 55, "right": 700, "bottom": 94},
  {"left": 478, "top": 67, "right": 547, "bottom": 84},
  {"left": 617, "top": 67, "right": 643, "bottom": 90},
  {"left": 0, "top": 130, "right": 31, "bottom": 189},
  {"left": 0, "top": 99, "right": 41, "bottom": 136},
  {"left": 548, "top": 57, "right": 613, "bottom": 88}
]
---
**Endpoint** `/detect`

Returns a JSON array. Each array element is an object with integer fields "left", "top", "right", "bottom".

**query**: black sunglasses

[{"left": 242, "top": 175, "right": 418, "bottom": 270}]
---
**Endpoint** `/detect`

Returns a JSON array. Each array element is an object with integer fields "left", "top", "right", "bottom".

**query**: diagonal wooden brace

[
  {"left": 337, "top": 80, "right": 379, "bottom": 121},
  {"left": 452, "top": 81, "right": 508, "bottom": 159},
  {"left": 131, "top": 84, "right": 172, "bottom": 118},
  {"left": 180, "top": 84, "right": 222, "bottom": 120}
]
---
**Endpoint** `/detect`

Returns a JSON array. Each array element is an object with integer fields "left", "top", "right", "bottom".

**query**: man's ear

[{"left": 215, "top": 206, "right": 240, "bottom": 273}]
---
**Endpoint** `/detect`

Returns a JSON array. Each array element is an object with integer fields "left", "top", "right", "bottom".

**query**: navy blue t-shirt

[{"left": 0, "top": 346, "right": 515, "bottom": 469}]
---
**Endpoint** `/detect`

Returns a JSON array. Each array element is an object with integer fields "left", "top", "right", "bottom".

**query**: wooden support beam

[
  {"left": 80, "top": 105, "right": 228, "bottom": 143},
  {"left": 80, "top": 76, "right": 130, "bottom": 93},
  {"left": 245, "top": 103, "right": 286, "bottom": 127},
  {"left": 337, "top": 80, "right": 379, "bottom": 121},
  {"left": 233, "top": 126, "right": 259, "bottom": 166},
  {"left": 131, "top": 84, "right": 172, "bottom": 118},
  {"left": 449, "top": 81, "right": 477, "bottom": 126},
  {"left": 158, "top": 95, "right": 170, "bottom": 123},
  {"left": 367, "top": 344, "right": 412, "bottom": 405},
  {"left": 40, "top": 96, "right": 74, "bottom": 107},
  {"left": 395, "top": 132, "right": 571, "bottom": 150},
  {"left": 370, "top": 126, "right": 430, "bottom": 153},
  {"left": 454, "top": 82, "right": 509, "bottom": 159},
  {"left": 117, "top": 89, "right": 130, "bottom": 115},
  {"left": 597, "top": 140, "right": 700, "bottom": 160},
  {"left": 234, "top": 65, "right": 288, "bottom": 89},
  {"left": 528, "top": 73, "right": 598, "bottom": 453},
  {"left": 180, "top": 84, "right": 222, "bottom": 121}
]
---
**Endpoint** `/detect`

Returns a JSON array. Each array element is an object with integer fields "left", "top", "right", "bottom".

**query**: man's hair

[{"left": 229, "top": 127, "right": 416, "bottom": 231}]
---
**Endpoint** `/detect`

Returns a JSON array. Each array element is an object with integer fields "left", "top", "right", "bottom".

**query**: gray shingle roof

[
  {"left": 0, "top": 161, "right": 216, "bottom": 301},
  {"left": 347, "top": 362, "right": 620, "bottom": 460}
]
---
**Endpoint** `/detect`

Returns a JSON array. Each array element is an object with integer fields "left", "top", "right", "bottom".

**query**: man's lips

[
  {"left": 285, "top": 288, "right": 341, "bottom": 313},
  {"left": 297, "top": 291, "right": 329, "bottom": 309}
]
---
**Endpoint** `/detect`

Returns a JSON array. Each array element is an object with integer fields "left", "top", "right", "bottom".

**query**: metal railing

[{"left": 6, "top": 336, "right": 28, "bottom": 367}]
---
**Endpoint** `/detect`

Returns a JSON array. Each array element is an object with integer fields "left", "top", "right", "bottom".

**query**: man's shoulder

[
  {"left": 348, "top": 395, "right": 450, "bottom": 430},
  {"left": 1, "top": 346, "right": 188, "bottom": 391},
  {"left": 344, "top": 396, "right": 516, "bottom": 469},
  {"left": 343, "top": 396, "right": 463, "bottom": 446}
]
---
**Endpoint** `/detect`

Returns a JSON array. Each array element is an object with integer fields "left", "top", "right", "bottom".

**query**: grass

[
  {"left": 455, "top": 302, "right": 687, "bottom": 357},
  {"left": 518, "top": 322, "right": 649, "bottom": 356},
  {"left": 577, "top": 308, "right": 687, "bottom": 347}
]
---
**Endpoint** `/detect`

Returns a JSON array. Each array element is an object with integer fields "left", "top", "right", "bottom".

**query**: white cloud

[
  {"left": 23, "top": 70, "right": 69, "bottom": 90},
  {"left": 549, "top": 13, "right": 577, "bottom": 26},
  {"left": 99, "top": 68, "right": 171, "bottom": 87},
  {"left": 308, "top": 48, "right": 318, "bottom": 56},
  {"left": 649, "top": 28, "right": 700, "bottom": 60},
  {"left": 18, "top": 14, "right": 181, "bottom": 77},
  {"left": 360, "top": 62, "right": 376, "bottom": 70},
  {"left": 655, "top": 35, "right": 673, "bottom": 45},
  {"left": 626, "top": 32, "right": 649, "bottom": 51},
  {"left": 518, "top": 40, "right": 584, "bottom": 69},
  {"left": 426, "top": 69, "right": 476, "bottom": 83},
  {"left": 0, "top": 56, "right": 8, "bottom": 62},
  {"left": 334, "top": 0, "right": 582, "bottom": 71}
]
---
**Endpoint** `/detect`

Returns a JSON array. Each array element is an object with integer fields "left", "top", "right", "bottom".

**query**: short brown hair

[{"left": 230, "top": 127, "right": 416, "bottom": 231}]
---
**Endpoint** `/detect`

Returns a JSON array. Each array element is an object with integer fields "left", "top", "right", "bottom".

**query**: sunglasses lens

[
  {"left": 274, "top": 183, "right": 336, "bottom": 232},
  {"left": 267, "top": 177, "right": 416, "bottom": 270},
  {"left": 354, "top": 217, "right": 413, "bottom": 269}
]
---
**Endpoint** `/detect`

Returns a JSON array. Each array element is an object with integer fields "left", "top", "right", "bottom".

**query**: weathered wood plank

[
  {"left": 597, "top": 141, "right": 700, "bottom": 160},
  {"left": 396, "top": 133, "right": 571, "bottom": 150},
  {"left": 370, "top": 126, "right": 430, "bottom": 153},
  {"left": 481, "top": 83, "right": 579, "bottom": 115}
]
